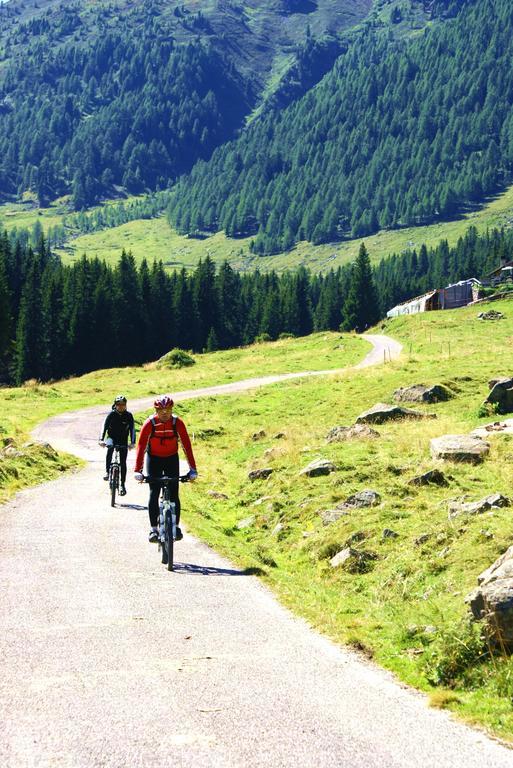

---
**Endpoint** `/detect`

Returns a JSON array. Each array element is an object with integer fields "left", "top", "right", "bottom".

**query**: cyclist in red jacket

[{"left": 134, "top": 394, "right": 197, "bottom": 543}]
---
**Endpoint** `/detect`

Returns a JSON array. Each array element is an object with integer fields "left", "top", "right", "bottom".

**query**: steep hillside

[
  {"left": 167, "top": 0, "right": 513, "bottom": 253},
  {"left": 0, "top": 0, "right": 376, "bottom": 208}
]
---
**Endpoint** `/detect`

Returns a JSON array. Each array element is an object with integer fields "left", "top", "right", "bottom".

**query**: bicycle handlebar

[{"left": 142, "top": 475, "right": 191, "bottom": 484}]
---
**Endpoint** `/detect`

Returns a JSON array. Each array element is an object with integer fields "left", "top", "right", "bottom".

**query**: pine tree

[
  {"left": 13, "top": 251, "right": 45, "bottom": 384},
  {"left": 340, "top": 243, "right": 380, "bottom": 332},
  {"left": 0, "top": 246, "right": 11, "bottom": 361}
]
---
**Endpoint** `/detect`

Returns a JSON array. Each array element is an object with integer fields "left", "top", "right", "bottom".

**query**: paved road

[{"left": 2, "top": 335, "right": 513, "bottom": 767}]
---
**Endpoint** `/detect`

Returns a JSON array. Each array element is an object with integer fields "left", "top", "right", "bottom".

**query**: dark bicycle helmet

[{"left": 154, "top": 394, "right": 174, "bottom": 409}]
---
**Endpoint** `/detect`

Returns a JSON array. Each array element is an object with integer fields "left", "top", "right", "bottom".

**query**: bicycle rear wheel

[
  {"left": 110, "top": 465, "right": 119, "bottom": 507},
  {"left": 165, "top": 507, "right": 174, "bottom": 571}
]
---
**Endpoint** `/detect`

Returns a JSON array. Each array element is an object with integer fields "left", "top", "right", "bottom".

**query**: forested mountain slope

[
  {"left": 167, "top": 0, "right": 513, "bottom": 254},
  {"left": 0, "top": 0, "right": 378, "bottom": 208}
]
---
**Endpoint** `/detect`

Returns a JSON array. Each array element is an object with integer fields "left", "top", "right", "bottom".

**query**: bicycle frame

[
  {"left": 107, "top": 444, "right": 124, "bottom": 507},
  {"left": 144, "top": 475, "right": 189, "bottom": 571}
]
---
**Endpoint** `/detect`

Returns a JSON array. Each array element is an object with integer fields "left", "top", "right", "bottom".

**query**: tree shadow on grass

[{"left": 172, "top": 562, "right": 265, "bottom": 577}]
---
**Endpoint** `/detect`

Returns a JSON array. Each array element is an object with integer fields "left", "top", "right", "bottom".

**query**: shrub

[
  {"left": 156, "top": 348, "right": 195, "bottom": 369},
  {"left": 254, "top": 333, "right": 271, "bottom": 344},
  {"left": 422, "top": 620, "right": 487, "bottom": 687}
]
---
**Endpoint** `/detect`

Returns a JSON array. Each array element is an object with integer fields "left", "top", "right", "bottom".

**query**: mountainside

[
  {"left": 0, "top": 0, "right": 376, "bottom": 208},
  {"left": 167, "top": 0, "right": 513, "bottom": 254}
]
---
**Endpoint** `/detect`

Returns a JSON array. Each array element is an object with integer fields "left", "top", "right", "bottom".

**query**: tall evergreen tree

[
  {"left": 13, "top": 251, "right": 45, "bottom": 384},
  {"left": 341, "top": 243, "right": 380, "bottom": 332}
]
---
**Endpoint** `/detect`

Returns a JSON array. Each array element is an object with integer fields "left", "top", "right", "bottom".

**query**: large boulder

[
  {"left": 299, "top": 459, "right": 337, "bottom": 477},
  {"left": 484, "top": 377, "right": 513, "bottom": 414},
  {"left": 408, "top": 469, "right": 448, "bottom": 487},
  {"left": 356, "top": 403, "right": 435, "bottom": 424},
  {"left": 430, "top": 434, "right": 490, "bottom": 463},
  {"left": 330, "top": 547, "right": 378, "bottom": 573},
  {"left": 248, "top": 468, "right": 273, "bottom": 481},
  {"left": 319, "top": 508, "right": 349, "bottom": 525},
  {"left": 326, "top": 424, "right": 380, "bottom": 443},
  {"left": 478, "top": 310, "right": 505, "bottom": 320},
  {"left": 448, "top": 493, "right": 510, "bottom": 519},
  {"left": 466, "top": 545, "right": 513, "bottom": 648},
  {"left": 341, "top": 489, "right": 381, "bottom": 508},
  {"left": 393, "top": 384, "right": 453, "bottom": 404}
]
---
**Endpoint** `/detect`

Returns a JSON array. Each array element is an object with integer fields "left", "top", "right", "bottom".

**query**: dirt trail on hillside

[{"left": 3, "top": 334, "right": 513, "bottom": 767}]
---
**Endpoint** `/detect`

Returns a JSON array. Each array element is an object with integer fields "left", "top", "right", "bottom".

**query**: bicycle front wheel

[
  {"left": 164, "top": 507, "right": 174, "bottom": 571},
  {"left": 110, "top": 465, "right": 119, "bottom": 507}
]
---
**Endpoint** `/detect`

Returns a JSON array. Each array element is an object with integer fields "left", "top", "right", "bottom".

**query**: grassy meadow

[
  {"left": 2, "top": 184, "right": 513, "bottom": 273},
  {"left": 0, "top": 333, "right": 368, "bottom": 502},
  {"left": 2, "top": 296, "right": 513, "bottom": 738},
  {"left": 174, "top": 297, "right": 513, "bottom": 738}
]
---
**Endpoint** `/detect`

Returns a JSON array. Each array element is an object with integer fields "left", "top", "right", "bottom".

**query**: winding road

[{"left": 2, "top": 334, "right": 513, "bottom": 767}]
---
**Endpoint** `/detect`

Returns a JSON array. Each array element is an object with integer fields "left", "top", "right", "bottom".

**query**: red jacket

[{"left": 135, "top": 413, "right": 196, "bottom": 473}]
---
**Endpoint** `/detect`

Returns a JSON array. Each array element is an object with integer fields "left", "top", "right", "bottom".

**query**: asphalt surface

[{"left": 2, "top": 335, "right": 513, "bottom": 767}]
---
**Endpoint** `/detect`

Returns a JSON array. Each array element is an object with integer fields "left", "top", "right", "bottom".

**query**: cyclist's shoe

[
  {"left": 175, "top": 526, "right": 183, "bottom": 541},
  {"left": 120, "top": 484, "right": 127, "bottom": 496},
  {"left": 148, "top": 528, "right": 159, "bottom": 543},
  {"left": 103, "top": 473, "right": 109, "bottom": 481}
]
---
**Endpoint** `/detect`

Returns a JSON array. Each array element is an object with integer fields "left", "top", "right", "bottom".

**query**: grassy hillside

[
  {"left": 174, "top": 297, "right": 513, "bottom": 738},
  {"left": 2, "top": 298, "right": 513, "bottom": 736},
  {"left": 0, "top": 333, "right": 368, "bottom": 501},
  {"left": 2, "top": 183, "right": 512, "bottom": 274}
]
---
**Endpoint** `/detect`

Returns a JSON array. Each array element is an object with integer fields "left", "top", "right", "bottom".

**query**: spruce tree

[{"left": 340, "top": 243, "right": 380, "bottom": 332}]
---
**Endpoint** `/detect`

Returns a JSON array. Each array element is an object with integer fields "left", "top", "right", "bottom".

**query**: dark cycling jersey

[{"left": 100, "top": 410, "right": 136, "bottom": 446}]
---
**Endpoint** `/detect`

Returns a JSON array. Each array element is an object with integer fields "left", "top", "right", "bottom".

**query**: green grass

[
  {"left": 54, "top": 184, "right": 513, "bottom": 272},
  {"left": 3, "top": 185, "right": 513, "bottom": 273},
  {"left": 0, "top": 333, "right": 367, "bottom": 500},
  {"left": 172, "top": 296, "right": 513, "bottom": 739}
]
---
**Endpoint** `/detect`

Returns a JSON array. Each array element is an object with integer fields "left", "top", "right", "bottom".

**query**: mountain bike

[{"left": 144, "top": 475, "right": 190, "bottom": 571}]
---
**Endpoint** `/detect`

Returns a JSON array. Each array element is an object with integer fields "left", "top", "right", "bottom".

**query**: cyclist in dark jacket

[{"left": 99, "top": 395, "right": 136, "bottom": 496}]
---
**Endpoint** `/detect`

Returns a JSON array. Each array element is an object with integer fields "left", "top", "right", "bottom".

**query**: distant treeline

[
  {"left": 168, "top": 0, "right": 513, "bottom": 253},
  {"left": 0, "top": 225, "right": 510, "bottom": 385}
]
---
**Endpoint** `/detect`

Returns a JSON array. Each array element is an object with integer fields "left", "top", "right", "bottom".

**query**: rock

[
  {"left": 414, "top": 533, "right": 431, "bottom": 546},
  {"left": 340, "top": 489, "right": 381, "bottom": 508},
  {"left": 299, "top": 459, "right": 337, "bottom": 477},
  {"left": 252, "top": 496, "right": 273, "bottom": 507},
  {"left": 393, "top": 384, "right": 453, "bottom": 404},
  {"left": 1, "top": 445, "right": 24, "bottom": 458},
  {"left": 356, "top": 403, "right": 435, "bottom": 424},
  {"left": 37, "top": 442, "right": 57, "bottom": 455},
  {"left": 471, "top": 419, "right": 513, "bottom": 438},
  {"left": 330, "top": 547, "right": 378, "bottom": 573},
  {"left": 382, "top": 528, "right": 399, "bottom": 539},
  {"left": 448, "top": 493, "right": 510, "bottom": 519},
  {"left": 484, "top": 377, "right": 513, "bottom": 414},
  {"left": 236, "top": 516, "right": 255, "bottom": 530},
  {"left": 345, "top": 531, "right": 366, "bottom": 545},
  {"left": 466, "top": 545, "right": 513, "bottom": 648},
  {"left": 319, "top": 508, "right": 349, "bottom": 525},
  {"left": 248, "top": 468, "right": 273, "bottom": 481},
  {"left": 326, "top": 424, "right": 380, "bottom": 443},
  {"left": 478, "top": 310, "right": 505, "bottom": 320},
  {"left": 252, "top": 430, "right": 266, "bottom": 441},
  {"left": 273, "top": 432, "right": 286, "bottom": 439},
  {"left": 430, "top": 434, "right": 490, "bottom": 463},
  {"left": 408, "top": 469, "right": 448, "bottom": 487},
  {"left": 207, "top": 490, "right": 229, "bottom": 500}
]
